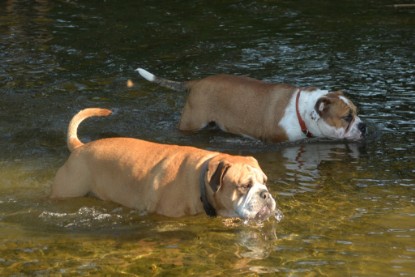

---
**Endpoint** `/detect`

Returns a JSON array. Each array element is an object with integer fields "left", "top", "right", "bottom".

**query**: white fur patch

[
  {"left": 278, "top": 91, "right": 301, "bottom": 141},
  {"left": 236, "top": 183, "right": 276, "bottom": 219},
  {"left": 339, "top": 95, "right": 350, "bottom": 106},
  {"left": 136, "top": 68, "right": 155, "bottom": 82},
  {"left": 318, "top": 101, "right": 326, "bottom": 112}
]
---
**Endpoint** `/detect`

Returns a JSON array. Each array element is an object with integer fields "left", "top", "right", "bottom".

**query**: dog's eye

[
  {"left": 343, "top": 112, "right": 353, "bottom": 123},
  {"left": 239, "top": 181, "right": 253, "bottom": 192}
]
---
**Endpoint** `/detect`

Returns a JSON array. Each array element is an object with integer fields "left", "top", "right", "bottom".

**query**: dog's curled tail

[
  {"left": 136, "top": 68, "right": 186, "bottom": 91},
  {"left": 67, "top": 108, "right": 112, "bottom": 152}
]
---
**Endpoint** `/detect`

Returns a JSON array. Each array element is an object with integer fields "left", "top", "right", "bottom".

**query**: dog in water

[
  {"left": 51, "top": 108, "right": 282, "bottom": 220},
  {"left": 137, "top": 68, "right": 366, "bottom": 143}
]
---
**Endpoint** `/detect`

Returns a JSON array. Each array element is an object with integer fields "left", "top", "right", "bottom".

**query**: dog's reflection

[
  {"left": 227, "top": 221, "right": 280, "bottom": 274},
  {"left": 257, "top": 142, "right": 364, "bottom": 195},
  {"left": 282, "top": 142, "right": 361, "bottom": 172}
]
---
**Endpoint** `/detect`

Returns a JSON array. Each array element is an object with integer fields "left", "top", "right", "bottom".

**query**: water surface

[{"left": 1, "top": 0, "right": 414, "bottom": 275}]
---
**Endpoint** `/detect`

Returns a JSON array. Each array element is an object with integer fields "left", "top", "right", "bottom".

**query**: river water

[{"left": 1, "top": 0, "right": 414, "bottom": 275}]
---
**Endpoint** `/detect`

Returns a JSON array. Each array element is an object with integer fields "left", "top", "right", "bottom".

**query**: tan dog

[
  {"left": 137, "top": 68, "right": 366, "bottom": 143},
  {"left": 51, "top": 108, "right": 281, "bottom": 220}
]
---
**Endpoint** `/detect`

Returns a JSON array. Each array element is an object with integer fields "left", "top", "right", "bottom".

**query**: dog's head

[
  {"left": 204, "top": 155, "right": 282, "bottom": 222},
  {"left": 313, "top": 91, "right": 366, "bottom": 140}
]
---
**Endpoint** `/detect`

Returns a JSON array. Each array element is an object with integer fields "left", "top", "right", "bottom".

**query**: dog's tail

[
  {"left": 136, "top": 68, "right": 186, "bottom": 91},
  {"left": 67, "top": 108, "right": 112, "bottom": 152}
]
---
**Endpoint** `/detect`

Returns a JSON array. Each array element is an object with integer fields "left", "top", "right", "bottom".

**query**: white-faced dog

[{"left": 137, "top": 68, "right": 366, "bottom": 143}]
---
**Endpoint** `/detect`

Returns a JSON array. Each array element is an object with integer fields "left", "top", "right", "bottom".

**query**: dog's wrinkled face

[
  {"left": 207, "top": 158, "right": 282, "bottom": 222},
  {"left": 314, "top": 91, "right": 366, "bottom": 140}
]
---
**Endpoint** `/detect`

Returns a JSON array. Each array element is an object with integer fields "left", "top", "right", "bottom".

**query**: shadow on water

[{"left": 0, "top": 0, "right": 414, "bottom": 275}]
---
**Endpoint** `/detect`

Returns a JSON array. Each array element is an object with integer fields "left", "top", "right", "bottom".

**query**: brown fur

[
  {"left": 51, "top": 108, "right": 270, "bottom": 218},
  {"left": 138, "top": 68, "right": 365, "bottom": 142},
  {"left": 316, "top": 91, "right": 358, "bottom": 131},
  {"left": 180, "top": 75, "right": 296, "bottom": 142}
]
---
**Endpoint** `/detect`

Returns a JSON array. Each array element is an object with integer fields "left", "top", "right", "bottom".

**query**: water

[{"left": 1, "top": 0, "right": 414, "bottom": 275}]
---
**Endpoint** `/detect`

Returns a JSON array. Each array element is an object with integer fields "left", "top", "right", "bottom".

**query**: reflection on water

[
  {"left": 1, "top": 0, "right": 414, "bottom": 275},
  {"left": 281, "top": 142, "right": 361, "bottom": 194}
]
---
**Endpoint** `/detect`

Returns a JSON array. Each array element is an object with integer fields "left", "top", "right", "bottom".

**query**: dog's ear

[
  {"left": 208, "top": 161, "right": 231, "bottom": 192},
  {"left": 315, "top": 97, "right": 332, "bottom": 116}
]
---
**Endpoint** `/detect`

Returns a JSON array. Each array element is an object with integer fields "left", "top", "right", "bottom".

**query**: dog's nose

[
  {"left": 358, "top": 122, "right": 366, "bottom": 135},
  {"left": 259, "top": 190, "right": 270, "bottom": 200}
]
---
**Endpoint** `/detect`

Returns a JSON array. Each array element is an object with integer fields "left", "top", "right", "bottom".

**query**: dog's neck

[
  {"left": 296, "top": 90, "right": 313, "bottom": 138},
  {"left": 295, "top": 89, "right": 329, "bottom": 138},
  {"left": 199, "top": 159, "right": 217, "bottom": 217}
]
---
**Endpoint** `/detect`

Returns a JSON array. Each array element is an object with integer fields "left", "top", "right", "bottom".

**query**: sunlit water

[{"left": 1, "top": 0, "right": 414, "bottom": 276}]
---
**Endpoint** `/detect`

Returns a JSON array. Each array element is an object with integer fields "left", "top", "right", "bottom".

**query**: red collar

[{"left": 295, "top": 90, "right": 313, "bottom": 138}]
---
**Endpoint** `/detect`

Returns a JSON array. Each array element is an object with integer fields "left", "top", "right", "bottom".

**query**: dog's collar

[
  {"left": 296, "top": 89, "right": 313, "bottom": 138},
  {"left": 199, "top": 159, "right": 217, "bottom": 217}
]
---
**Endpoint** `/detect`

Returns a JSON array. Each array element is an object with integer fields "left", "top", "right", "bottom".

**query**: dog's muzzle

[
  {"left": 358, "top": 122, "right": 367, "bottom": 136},
  {"left": 237, "top": 184, "right": 282, "bottom": 222},
  {"left": 254, "top": 190, "right": 275, "bottom": 221},
  {"left": 255, "top": 200, "right": 284, "bottom": 222}
]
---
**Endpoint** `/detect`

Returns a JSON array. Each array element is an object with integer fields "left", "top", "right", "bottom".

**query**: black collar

[{"left": 199, "top": 159, "right": 217, "bottom": 217}]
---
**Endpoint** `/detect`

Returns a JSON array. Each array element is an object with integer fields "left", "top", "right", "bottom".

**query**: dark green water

[{"left": 1, "top": 0, "right": 414, "bottom": 275}]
